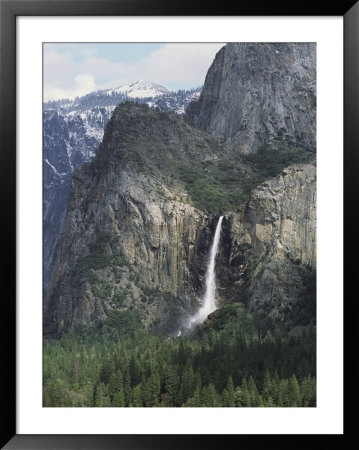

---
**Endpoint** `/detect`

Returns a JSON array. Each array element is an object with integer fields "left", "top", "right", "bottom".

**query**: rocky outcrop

[
  {"left": 186, "top": 43, "right": 316, "bottom": 154},
  {"left": 217, "top": 162, "right": 316, "bottom": 327},
  {"left": 43, "top": 85, "right": 201, "bottom": 294},
  {"left": 44, "top": 103, "right": 227, "bottom": 335}
]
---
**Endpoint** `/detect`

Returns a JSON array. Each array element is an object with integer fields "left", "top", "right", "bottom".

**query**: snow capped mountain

[
  {"left": 106, "top": 80, "right": 171, "bottom": 98},
  {"left": 43, "top": 83, "right": 201, "bottom": 293}
]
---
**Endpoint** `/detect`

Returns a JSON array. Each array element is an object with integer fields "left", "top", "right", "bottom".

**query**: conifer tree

[
  {"left": 262, "top": 369, "right": 272, "bottom": 402},
  {"left": 164, "top": 366, "right": 179, "bottom": 407},
  {"left": 277, "top": 379, "right": 289, "bottom": 407},
  {"left": 129, "top": 354, "right": 141, "bottom": 386},
  {"left": 200, "top": 385, "right": 208, "bottom": 406},
  {"left": 265, "top": 396, "right": 275, "bottom": 407},
  {"left": 123, "top": 370, "right": 132, "bottom": 406},
  {"left": 248, "top": 376, "right": 260, "bottom": 405},
  {"left": 146, "top": 371, "right": 161, "bottom": 407},
  {"left": 179, "top": 359, "right": 195, "bottom": 405},
  {"left": 243, "top": 389, "right": 252, "bottom": 407},
  {"left": 99, "top": 358, "right": 114, "bottom": 385},
  {"left": 234, "top": 386, "right": 244, "bottom": 407},
  {"left": 271, "top": 370, "right": 280, "bottom": 403},
  {"left": 186, "top": 386, "right": 201, "bottom": 407},
  {"left": 287, "top": 374, "right": 301, "bottom": 407},
  {"left": 132, "top": 384, "right": 143, "bottom": 407},
  {"left": 241, "top": 378, "right": 251, "bottom": 407},
  {"left": 93, "top": 382, "right": 106, "bottom": 407},
  {"left": 224, "top": 376, "right": 235, "bottom": 407},
  {"left": 108, "top": 369, "right": 123, "bottom": 401},
  {"left": 222, "top": 389, "right": 230, "bottom": 407},
  {"left": 300, "top": 376, "right": 316, "bottom": 407},
  {"left": 205, "top": 383, "right": 219, "bottom": 407}
]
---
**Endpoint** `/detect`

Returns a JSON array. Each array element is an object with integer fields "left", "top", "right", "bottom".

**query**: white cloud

[
  {"left": 140, "top": 43, "right": 224, "bottom": 85},
  {"left": 45, "top": 73, "right": 96, "bottom": 101},
  {"left": 43, "top": 43, "right": 225, "bottom": 101},
  {"left": 73, "top": 74, "right": 96, "bottom": 94}
]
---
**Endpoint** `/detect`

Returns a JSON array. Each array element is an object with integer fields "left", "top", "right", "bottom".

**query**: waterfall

[{"left": 182, "top": 216, "right": 224, "bottom": 332}]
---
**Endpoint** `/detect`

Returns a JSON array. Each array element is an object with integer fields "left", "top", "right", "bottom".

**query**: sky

[{"left": 43, "top": 43, "right": 225, "bottom": 101}]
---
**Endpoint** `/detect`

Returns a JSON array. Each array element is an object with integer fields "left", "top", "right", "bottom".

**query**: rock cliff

[
  {"left": 44, "top": 103, "right": 230, "bottom": 335},
  {"left": 217, "top": 162, "right": 316, "bottom": 328},
  {"left": 43, "top": 84, "right": 201, "bottom": 293},
  {"left": 186, "top": 43, "right": 316, "bottom": 154}
]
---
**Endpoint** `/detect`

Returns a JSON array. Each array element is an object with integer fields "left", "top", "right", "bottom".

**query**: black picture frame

[{"left": 1, "top": 0, "right": 357, "bottom": 448}]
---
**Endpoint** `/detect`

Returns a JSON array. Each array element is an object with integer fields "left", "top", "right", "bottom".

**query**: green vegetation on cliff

[
  {"left": 242, "top": 141, "right": 315, "bottom": 179},
  {"left": 97, "top": 104, "right": 314, "bottom": 216}
]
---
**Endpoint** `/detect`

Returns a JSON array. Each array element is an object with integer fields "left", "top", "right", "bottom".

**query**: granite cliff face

[
  {"left": 44, "top": 104, "right": 229, "bottom": 335},
  {"left": 186, "top": 43, "right": 316, "bottom": 154},
  {"left": 217, "top": 163, "right": 316, "bottom": 328},
  {"left": 43, "top": 84, "right": 201, "bottom": 293}
]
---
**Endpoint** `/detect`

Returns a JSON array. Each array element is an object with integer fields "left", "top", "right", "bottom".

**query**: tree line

[{"left": 43, "top": 303, "right": 316, "bottom": 407}]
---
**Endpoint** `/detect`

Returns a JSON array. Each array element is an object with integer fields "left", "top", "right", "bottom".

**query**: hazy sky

[{"left": 43, "top": 43, "right": 225, "bottom": 101}]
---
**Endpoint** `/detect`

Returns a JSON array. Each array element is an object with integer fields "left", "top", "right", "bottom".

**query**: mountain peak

[{"left": 107, "top": 80, "right": 171, "bottom": 98}]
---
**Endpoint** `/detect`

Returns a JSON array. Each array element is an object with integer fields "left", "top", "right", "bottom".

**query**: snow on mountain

[
  {"left": 43, "top": 83, "right": 201, "bottom": 293},
  {"left": 107, "top": 81, "right": 171, "bottom": 98}
]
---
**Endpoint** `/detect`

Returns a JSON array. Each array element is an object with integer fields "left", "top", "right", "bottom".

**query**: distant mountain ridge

[
  {"left": 44, "top": 81, "right": 201, "bottom": 114},
  {"left": 43, "top": 82, "right": 201, "bottom": 292}
]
